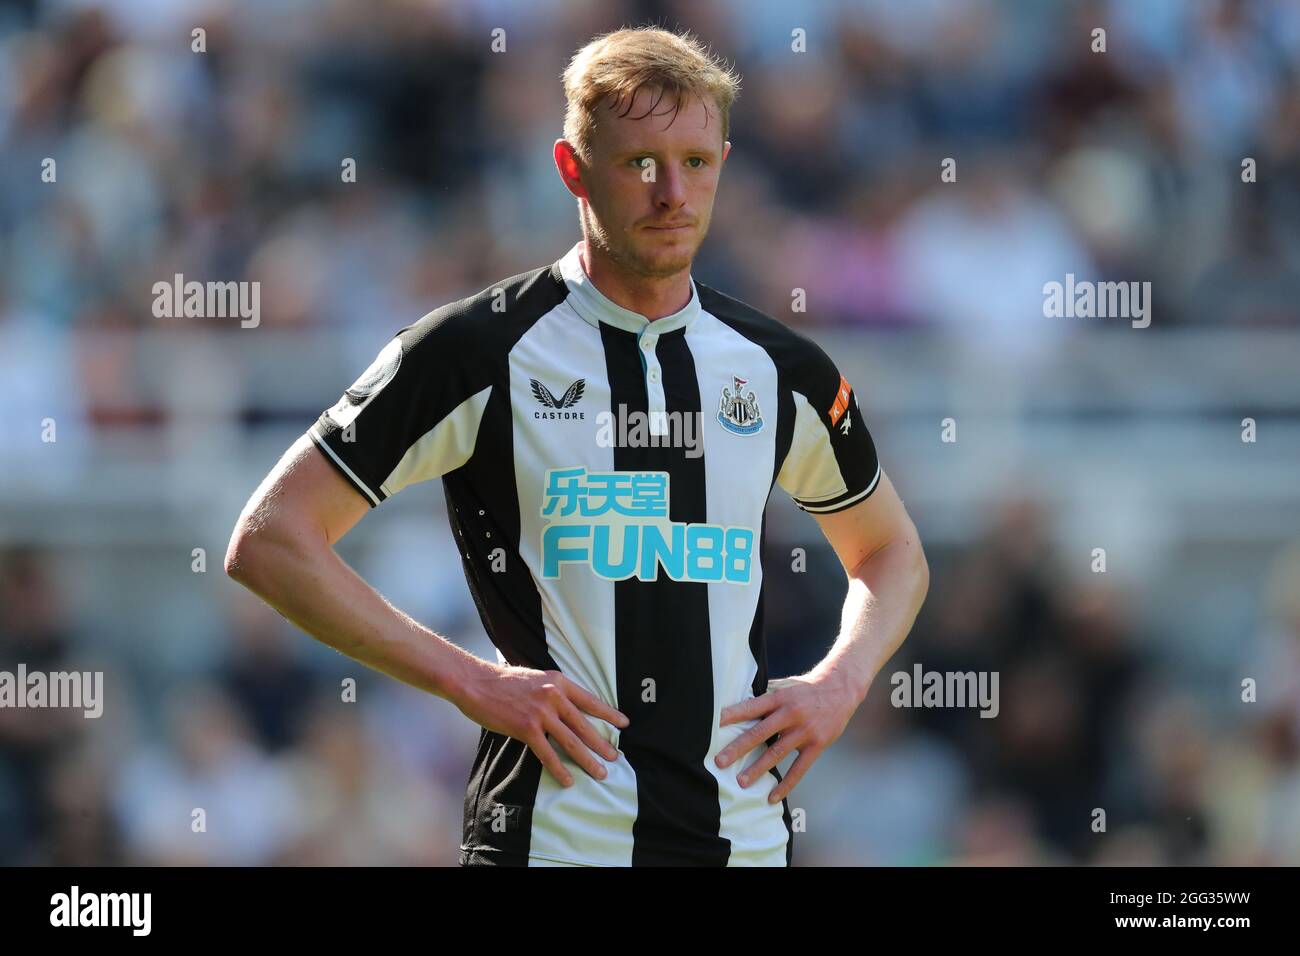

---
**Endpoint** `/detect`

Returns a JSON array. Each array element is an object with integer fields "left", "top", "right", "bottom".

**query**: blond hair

[{"left": 562, "top": 27, "right": 741, "bottom": 166}]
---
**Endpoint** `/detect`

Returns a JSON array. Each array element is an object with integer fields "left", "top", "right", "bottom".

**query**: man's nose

[{"left": 652, "top": 164, "right": 688, "bottom": 207}]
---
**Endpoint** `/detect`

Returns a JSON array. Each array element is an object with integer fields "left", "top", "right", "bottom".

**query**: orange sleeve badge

[{"left": 828, "top": 373, "right": 852, "bottom": 427}]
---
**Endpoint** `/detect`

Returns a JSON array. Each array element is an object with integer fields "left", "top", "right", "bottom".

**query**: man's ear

[
  {"left": 554, "top": 140, "right": 588, "bottom": 199},
  {"left": 722, "top": 140, "right": 731, "bottom": 163}
]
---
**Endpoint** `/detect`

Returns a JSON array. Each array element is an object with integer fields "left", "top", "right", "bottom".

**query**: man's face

[{"left": 564, "top": 86, "right": 730, "bottom": 279}]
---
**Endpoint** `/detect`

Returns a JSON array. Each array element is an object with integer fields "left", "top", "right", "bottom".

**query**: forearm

[
  {"left": 810, "top": 536, "right": 929, "bottom": 705},
  {"left": 225, "top": 530, "right": 485, "bottom": 704}
]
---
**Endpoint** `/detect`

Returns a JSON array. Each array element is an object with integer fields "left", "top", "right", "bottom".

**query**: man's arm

[
  {"left": 799, "top": 466, "right": 928, "bottom": 704},
  {"left": 716, "top": 468, "right": 928, "bottom": 802},
  {"left": 224, "top": 432, "right": 478, "bottom": 698},
  {"left": 224, "top": 432, "right": 627, "bottom": 786}
]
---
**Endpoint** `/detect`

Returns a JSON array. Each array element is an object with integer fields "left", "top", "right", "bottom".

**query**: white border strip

[
  {"left": 309, "top": 425, "right": 381, "bottom": 506},
  {"left": 796, "top": 463, "right": 882, "bottom": 514}
]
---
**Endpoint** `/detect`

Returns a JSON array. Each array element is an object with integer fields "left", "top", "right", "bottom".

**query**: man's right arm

[
  {"left": 223, "top": 431, "right": 627, "bottom": 786},
  {"left": 223, "top": 431, "right": 486, "bottom": 702}
]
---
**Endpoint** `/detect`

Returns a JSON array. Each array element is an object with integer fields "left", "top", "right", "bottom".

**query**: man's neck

[{"left": 579, "top": 240, "right": 692, "bottom": 321}]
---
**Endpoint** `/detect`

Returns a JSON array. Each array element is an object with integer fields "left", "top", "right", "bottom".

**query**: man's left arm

[{"left": 715, "top": 467, "right": 929, "bottom": 803}]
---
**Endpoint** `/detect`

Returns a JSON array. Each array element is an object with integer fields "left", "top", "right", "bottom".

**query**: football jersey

[{"left": 308, "top": 240, "right": 882, "bottom": 866}]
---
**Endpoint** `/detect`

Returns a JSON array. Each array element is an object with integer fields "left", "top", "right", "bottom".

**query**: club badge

[{"left": 717, "top": 375, "right": 764, "bottom": 435}]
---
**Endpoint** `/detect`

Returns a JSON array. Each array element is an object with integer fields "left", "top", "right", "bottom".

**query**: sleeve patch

[{"left": 828, "top": 373, "right": 852, "bottom": 427}]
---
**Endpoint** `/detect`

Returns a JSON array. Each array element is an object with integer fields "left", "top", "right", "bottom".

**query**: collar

[{"left": 557, "top": 240, "right": 701, "bottom": 335}]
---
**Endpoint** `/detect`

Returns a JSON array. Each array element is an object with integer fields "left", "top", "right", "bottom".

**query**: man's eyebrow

[{"left": 615, "top": 145, "right": 720, "bottom": 158}]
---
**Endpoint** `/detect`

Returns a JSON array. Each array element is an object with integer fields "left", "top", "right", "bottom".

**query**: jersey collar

[{"left": 558, "top": 240, "right": 701, "bottom": 335}]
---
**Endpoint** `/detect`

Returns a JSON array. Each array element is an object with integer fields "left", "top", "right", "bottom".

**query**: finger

[
  {"left": 715, "top": 711, "right": 787, "bottom": 769},
  {"left": 768, "top": 749, "right": 816, "bottom": 804},
  {"left": 737, "top": 730, "right": 804, "bottom": 786},
  {"left": 545, "top": 714, "right": 609, "bottom": 782},
  {"left": 563, "top": 678, "right": 630, "bottom": 729},
  {"left": 720, "top": 692, "right": 780, "bottom": 727},
  {"left": 558, "top": 697, "right": 620, "bottom": 762},
  {"left": 528, "top": 732, "right": 574, "bottom": 787}
]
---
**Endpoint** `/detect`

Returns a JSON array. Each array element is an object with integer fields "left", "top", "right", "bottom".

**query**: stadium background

[{"left": 3, "top": 0, "right": 1300, "bottom": 865}]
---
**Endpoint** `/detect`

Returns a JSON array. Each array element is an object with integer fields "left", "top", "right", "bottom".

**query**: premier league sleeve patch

[{"left": 329, "top": 337, "right": 404, "bottom": 427}]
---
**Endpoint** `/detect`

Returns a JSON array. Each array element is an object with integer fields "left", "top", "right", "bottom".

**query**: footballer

[{"left": 225, "top": 26, "right": 928, "bottom": 867}]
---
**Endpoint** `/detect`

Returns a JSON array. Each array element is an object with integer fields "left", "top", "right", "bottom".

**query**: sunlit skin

[
  {"left": 554, "top": 85, "right": 731, "bottom": 320},
  {"left": 551, "top": 84, "right": 928, "bottom": 808}
]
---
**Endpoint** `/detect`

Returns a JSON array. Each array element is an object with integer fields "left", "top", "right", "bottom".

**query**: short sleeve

[
  {"left": 308, "top": 311, "right": 492, "bottom": 507},
  {"left": 775, "top": 340, "right": 882, "bottom": 514}
]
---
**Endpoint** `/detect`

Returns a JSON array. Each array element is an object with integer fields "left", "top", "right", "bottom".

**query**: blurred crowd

[
  {"left": 786, "top": 500, "right": 1300, "bottom": 865},
  {"left": 2, "top": 0, "right": 1299, "bottom": 865},
  {"left": 3, "top": 0, "right": 1300, "bottom": 345},
  {"left": 5, "top": 498, "right": 1300, "bottom": 866}
]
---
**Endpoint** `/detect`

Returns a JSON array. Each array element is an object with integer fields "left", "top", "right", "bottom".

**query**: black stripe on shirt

[{"left": 604, "top": 322, "right": 730, "bottom": 867}]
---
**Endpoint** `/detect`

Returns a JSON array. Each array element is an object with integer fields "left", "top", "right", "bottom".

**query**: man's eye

[
  {"left": 631, "top": 157, "right": 653, "bottom": 168},
  {"left": 687, "top": 157, "right": 706, "bottom": 168}
]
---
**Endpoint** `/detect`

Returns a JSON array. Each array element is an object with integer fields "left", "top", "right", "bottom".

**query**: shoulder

[
  {"left": 695, "top": 279, "right": 838, "bottom": 381},
  {"left": 393, "top": 262, "right": 571, "bottom": 370}
]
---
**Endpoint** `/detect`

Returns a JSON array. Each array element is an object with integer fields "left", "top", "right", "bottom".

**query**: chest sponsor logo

[
  {"left": 531, "top": 377, "right": 586, "bottom": 420},
  {"left": 717, "top": 375, "right": 764, "bottom": 435},
  {"left": 540, "top": 467, "right": 754, "bottom": 584}
]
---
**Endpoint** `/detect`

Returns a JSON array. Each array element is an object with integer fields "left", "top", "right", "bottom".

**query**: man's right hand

[
  {"left": 455, "top": 661, "right": 629, "bottom": 787},
  {"left": 224, "top": 436, "right": 629, "bottom": 790}
]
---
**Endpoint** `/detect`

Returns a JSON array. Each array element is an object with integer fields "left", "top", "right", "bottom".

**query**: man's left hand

[{"left": 715, "top": 671, "right": 862, "bottom": 804}]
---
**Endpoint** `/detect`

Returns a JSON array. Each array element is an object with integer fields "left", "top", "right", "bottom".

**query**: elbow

[
  {"left": 915, "top": 548, "right": 931, "bottom": 605},
  {"left": 896, "top": 525, "right": 930, "bottom": 609},
  {"left": 848, "top": 527, "right": 930, "bottom": 604},
  {"left": 910, "top": 525, "right": 931, "bottom": 600},
  {"left": 224, "top": 523, "right": 265, "bottom": 586},
  {"left": 223, "top": 534, "right": 252, "bottom": 584},
  {"left": 904, "top": 528, "right": 925, "bottom": 616},
  {"left": 224, "top": 514, "right": 323, "bottom": 590}
]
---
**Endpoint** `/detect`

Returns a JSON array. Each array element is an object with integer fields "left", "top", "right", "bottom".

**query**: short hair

[{"left": 562, "top": 26, "right": 741, "bottom": 166}]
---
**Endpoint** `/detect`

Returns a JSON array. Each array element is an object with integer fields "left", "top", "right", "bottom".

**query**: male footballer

[{"left": 225, "top": 26, "right": 929, "bottom": 867}]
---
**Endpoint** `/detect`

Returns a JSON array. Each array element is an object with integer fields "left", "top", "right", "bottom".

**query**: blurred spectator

[
  {"left": 111, "top": 683, "right": 300, "bottom": 864},
  {"left": 218, "top": 591, "right": 322, "bottom": 753},
  {"left": 0, "top": 546, "right": 83, "bottom": 862}
]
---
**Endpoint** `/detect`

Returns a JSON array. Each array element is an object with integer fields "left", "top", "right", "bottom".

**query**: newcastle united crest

[{"left": 717, "top": 375, "right": 764, "bottom": 435}]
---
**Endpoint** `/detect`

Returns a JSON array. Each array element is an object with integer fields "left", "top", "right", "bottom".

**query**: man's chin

[{"left": 630, "top": 236, "right": 699, "bottom": 276}]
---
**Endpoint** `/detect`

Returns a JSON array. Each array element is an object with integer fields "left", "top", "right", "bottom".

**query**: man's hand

[
  {"left": 714, "top": 468, "right": 928, "bottom": 805},
  {"left": 715, "top": 671, "right": 861, "bottom": 804},
  {"left": 455, "top": 661, "right": 629, "bottom": 788}
]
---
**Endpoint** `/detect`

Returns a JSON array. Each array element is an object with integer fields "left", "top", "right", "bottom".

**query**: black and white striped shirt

[{"left": 309, "top": 240, "right": 882, "bottom": 866}]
